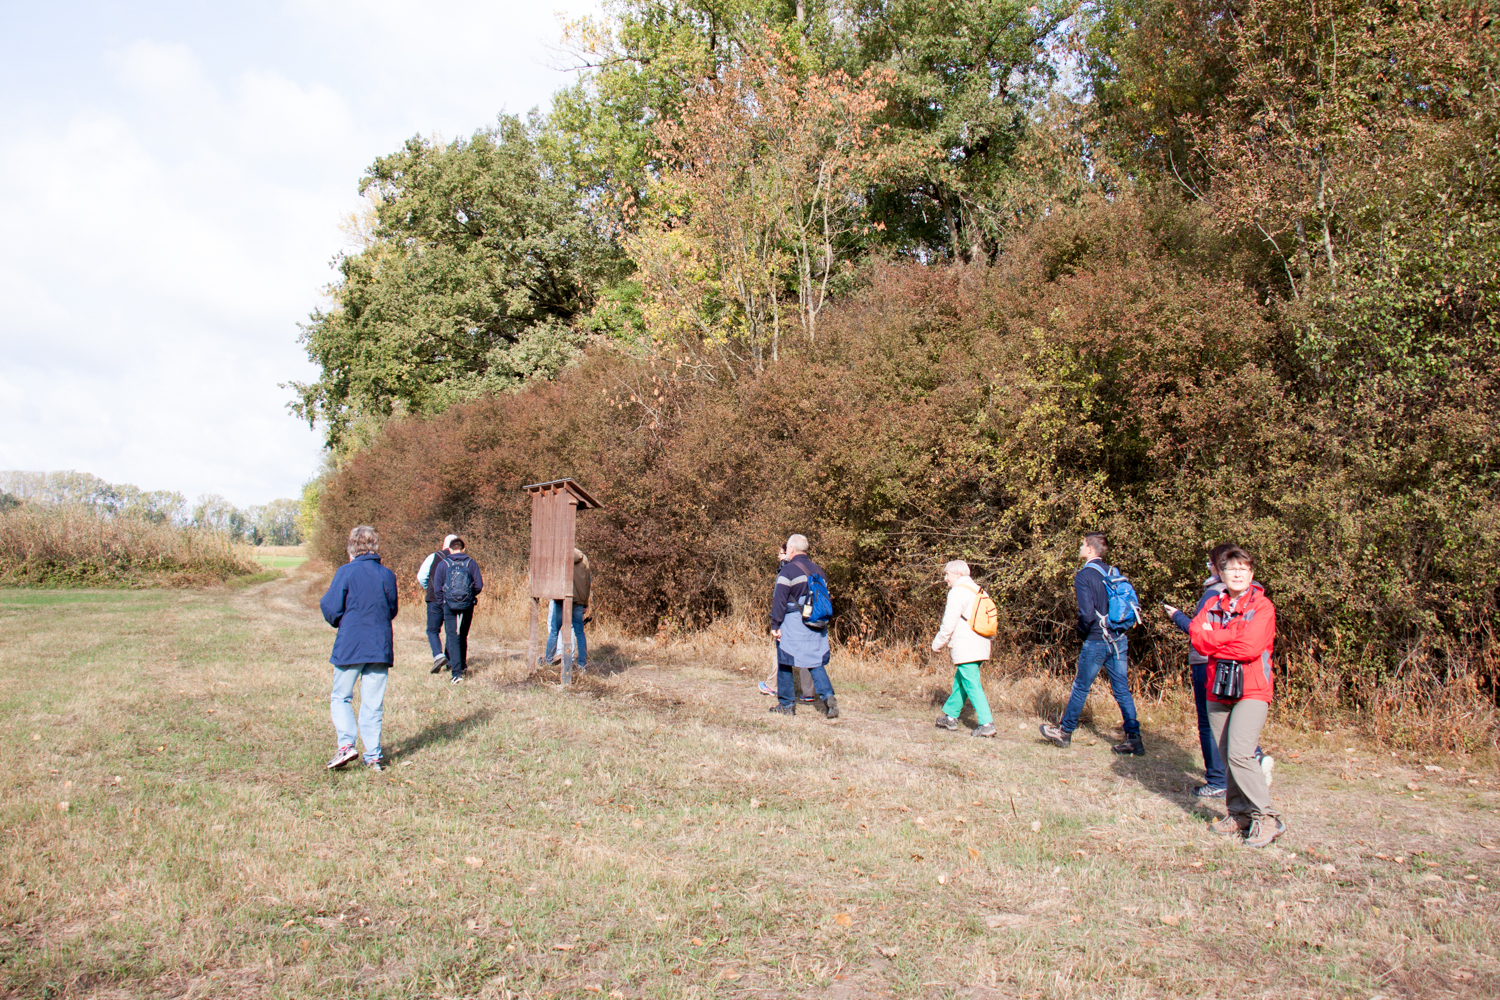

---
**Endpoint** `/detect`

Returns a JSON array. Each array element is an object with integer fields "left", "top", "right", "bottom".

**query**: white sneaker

[{"left": 1260, "top": 754, "right": 1276, "bottom": 787}]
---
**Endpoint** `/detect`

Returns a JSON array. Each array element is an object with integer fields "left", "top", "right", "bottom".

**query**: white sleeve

[
  {"left": 417, "top": 553, "right": 435, "bottom": 588},
  {"left": 933, "top": 587, "right": 965, "bottom": 651}
]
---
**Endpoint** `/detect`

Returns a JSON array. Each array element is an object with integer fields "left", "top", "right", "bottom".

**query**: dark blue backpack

[
  {"left": 443, "top": 558, "right": 477, "bottom": 611},
  {"left": 801, "top": 573, "right": 834, "bottom": 630},
  {"left": 1086, "top": 563, "right": 1141, "bottom": 634}
]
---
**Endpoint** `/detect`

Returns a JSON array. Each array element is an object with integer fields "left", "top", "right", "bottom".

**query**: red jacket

[{"left": 1189, "top": 587, "right": 1276, "bottom": 704}]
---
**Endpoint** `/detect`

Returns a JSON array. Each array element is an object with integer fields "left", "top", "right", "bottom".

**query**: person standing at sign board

[
  {"left": 544, "top": 548, "right": 591, "bottom": 674},
  {"left": 432, "top": 537, "right": 483, "bottom": 684}
]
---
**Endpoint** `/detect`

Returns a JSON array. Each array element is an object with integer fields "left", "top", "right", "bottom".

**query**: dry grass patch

[{"left": 0, "top": 572, "right": 1497, "bottom": 999}]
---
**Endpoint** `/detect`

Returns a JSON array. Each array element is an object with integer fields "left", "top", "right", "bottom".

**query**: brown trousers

[{"left": 1207, "top": 698, "right": 1280, "bottom": 820}]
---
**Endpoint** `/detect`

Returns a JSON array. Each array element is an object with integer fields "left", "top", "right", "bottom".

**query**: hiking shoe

[
  {"left": 430, "top": 654, "right": 447, "bottom": 674},
  {"left": 450, "top": 674, "right": 464, "bottom": 685},
  {"left": 1039, "top": 723, "right": 1072, "bottom": 748},
  {"left": 1244, "top": 817, "right": 1286, "bottom": 849},
  {"left": 1112, "top": 737, "right": 1146, "bottom": 756},
  {"left": 936, "top": 714, "right": 960, "bottom": 731},
  {"left": 823, "top": 695, "right": 839, "bottom": 719},
  {"left": 769, "top": 704, "right": 795, "bottom": 716},
  {"left": 758, "top": 681, "right": 773, "bottom": 696},
  {"left": 1260, "top": 754, "right": 1276, "bottom": 787},
  {"left": 326, "top": 744, "right": 358, "bottom": 770},
  {"left": 971, "top": 723, "right": 997, "bottom": 738},
  {"left": 1194, "top": 784, "right": 1227, "bottom": 798},
  {"left": 365, "top": 759, "right": 383, "bottom": 772},
  {"left": 1209, "top": 814, "right": 1250, "bottom": 837}
]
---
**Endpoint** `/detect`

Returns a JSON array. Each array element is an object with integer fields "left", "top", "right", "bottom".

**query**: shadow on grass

[
  {"left": 1110, "top": 727, "right": 1220, "bottom": 821},
  {"left": 390, "top": 709, "right": 496, "bottom": 761}
]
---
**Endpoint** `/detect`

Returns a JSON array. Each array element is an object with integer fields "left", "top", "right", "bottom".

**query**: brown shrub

[{"left": 318, "top": 196, "right": 1500, "bottom": 749}]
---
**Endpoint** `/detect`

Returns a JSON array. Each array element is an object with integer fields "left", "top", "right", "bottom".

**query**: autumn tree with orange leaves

[{"left": 627, "top": 32, "right": 909, "bottom": 371}]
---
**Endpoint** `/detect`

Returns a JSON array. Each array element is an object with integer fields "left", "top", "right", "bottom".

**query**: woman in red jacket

[{"left": 1189, "top": 546, "right": 1284, "bottom": 848}]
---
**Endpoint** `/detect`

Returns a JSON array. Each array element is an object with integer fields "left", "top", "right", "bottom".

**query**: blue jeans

[
  {"left": 425, "top": 601, "right": 445, "bottom": 659},
  {"left": 777, "top": 659, "right": 833, "bottom": 708},
  {"left": 1059, "top": 638, "right": 1140, "bottom": 738},
  {"left": 330, "top": 663, "right": 388, "bottom": 763},
  {"left": 1192, "top": 661, "right": 1227, "bottom": 787},
  {"left": 544, "top": 601, "right": 587, "bottom": 669}
]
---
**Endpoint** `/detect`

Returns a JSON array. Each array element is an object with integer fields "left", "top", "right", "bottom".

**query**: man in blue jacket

[
  {"left": 431, "top": 537, "right": 483, "bottom": 684},
  {"left": 1040, "top": 532, "right": 1144, "bottom": 755},
  {"left": 320, "top": 525, "right": 399, "bottom": 771}
]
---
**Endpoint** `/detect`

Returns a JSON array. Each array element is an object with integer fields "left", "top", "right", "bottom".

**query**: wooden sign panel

[{"left": 528, "top": 486, "right": 577, "bottom": 600}]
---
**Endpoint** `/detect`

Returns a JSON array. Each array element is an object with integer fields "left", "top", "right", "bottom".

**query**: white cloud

[{"left": 0, "top": 2, "right": 600, "bottom": 506}]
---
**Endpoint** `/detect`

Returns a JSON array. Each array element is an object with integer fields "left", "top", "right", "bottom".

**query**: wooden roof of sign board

[{"left": 520, "top": 478, "right": 603, "bottom": 509}]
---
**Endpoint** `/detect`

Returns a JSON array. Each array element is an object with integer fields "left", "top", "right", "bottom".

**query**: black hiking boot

[
  {"left": 822, "top": 695, "right": 839, "bottom": 719},
  {"left": 430, "top": 654, "right": 447, "bottom": 674},
  {"left": 1111, "top": 736, "right": 1146, "bottom": 756},
  {"left": 769, "top": 704, "right": 795, "bottom": 716}
]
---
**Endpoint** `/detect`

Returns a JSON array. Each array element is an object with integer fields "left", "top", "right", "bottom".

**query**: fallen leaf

[
  {"left": 833, "top": 913, "right": 853, "bottom": 927},
  {"left": 281, "top": 919, "right": 296, "bottom": 928},
  {"left": 1030, "top": 820, "right": 1041, "bottom": 832},
  {"left": 968, "top": 846, "right": 981, "bottom": 861},
  {"left": 1160, "top": 914, "right": 1181, "bottom": 927},
  {"left": 1407, "top": 781, "right": 1421, "bottom": 791},
  {"left": 1319, "top": 863, "right": 1337, "bottom": 873},
  {"left": 749, "top": 797, "right": 761, "bottom": 809},
  {"left": 610, "top": 993, "right": 625, "bottom": 999},
  {"left": 691, "top": 937, "right": 704, "bottom": 946},
  {"left": 31, "top": 734, "right": 39, "bottom": 741},
  {"left": 878, "top": 945, "right": 899, "bottom": 958},
  {"left": 584, "top": 986, "right": 601, "bottom": 994},
  {"left": 56, "top": 801, "right": 69, "bottom": 813},
  {"left": 717, "top": 970, "right": 741, "bottom": 981},
  {"left": 465, "top": 857, "right": 483, "bottom": 867},
  {"left": 554, "top": 943, "right": 574, "bottom": 951},
  {"left": 937, "top": 873, "right": 947, "bottom": 885},
  {"left": 1424, "top": 765, "right": 1444, "bottom": 773},
  {"left": 910, "top": 853, "right": 923, "bottom": 861}
]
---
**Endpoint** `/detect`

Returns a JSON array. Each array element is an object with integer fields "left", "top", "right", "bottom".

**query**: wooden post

[
  {"left": 527, "top": 597, "right": 539, "bottom": 672},
  {"left": 560, "top": 596, "right": 573, "bottom": 685}
]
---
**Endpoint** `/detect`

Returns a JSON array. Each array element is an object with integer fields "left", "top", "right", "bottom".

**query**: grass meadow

[{"left": 1, "top": 566, "right": 1497, "bottom": 999}]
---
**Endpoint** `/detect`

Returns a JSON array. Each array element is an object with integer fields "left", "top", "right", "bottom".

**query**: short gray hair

[
  {"left": 944, "top": 559, "right": 969, "bottom": 577},
  {"left": 785, "top": 534, "right": 809, "bottom": 554},
  {"left": 347, "top": 525, "right": 379, "bottom": 558}
]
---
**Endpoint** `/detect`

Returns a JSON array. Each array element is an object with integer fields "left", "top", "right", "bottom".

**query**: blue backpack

[
  {"left": 1086, "top": 563, "right": 1141, "bottom": 634},
  {"left": 801, "top": 573, "right": 834, "bottom": 630}
]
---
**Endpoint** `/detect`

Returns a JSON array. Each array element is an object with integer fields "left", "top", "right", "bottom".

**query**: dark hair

[
  {"left": 1209, "top": 542, "right": 1237, "bottom": 572},
  {"left": 1218, "top": 545, "right": 1255, "bottom": 571},
  {"left": 448, "top": 537, "right": 466, "bottom": 551},
  {"left": 1083, "top": 532, "right": 1108, "bottom": 556}
]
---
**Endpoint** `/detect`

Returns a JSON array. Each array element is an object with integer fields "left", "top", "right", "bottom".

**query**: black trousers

[{"left": 443, "top": 606, "right": 474, "bottom": 678}]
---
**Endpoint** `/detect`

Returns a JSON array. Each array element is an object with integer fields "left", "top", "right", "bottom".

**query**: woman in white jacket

[{"left": 932, "top": 560, "right": 996, "bottom": 737}]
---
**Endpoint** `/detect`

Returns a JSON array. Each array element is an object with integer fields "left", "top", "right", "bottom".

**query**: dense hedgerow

[
  {"left": 319, "top": 197, "right": 1500, "bottom": 747},
  {"left": 0, "top": 506, "right": 265, "bottom": 588}
]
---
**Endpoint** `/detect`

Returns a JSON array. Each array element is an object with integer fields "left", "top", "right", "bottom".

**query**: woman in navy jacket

[{"left": 320, "top": 525, "right": 399, "bottom": 770}]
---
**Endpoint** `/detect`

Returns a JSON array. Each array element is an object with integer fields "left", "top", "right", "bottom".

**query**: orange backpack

[{"left": 960, "top": 582, "right": 999, "bottom": 638}]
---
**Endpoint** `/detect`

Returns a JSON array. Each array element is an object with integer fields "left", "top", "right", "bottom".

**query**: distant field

[
  {"left": 0, "top": 571, "right": 1495, "bottom": 999},
  {"left": 252, "top": 544, "right": 307, "bottom": 570}
]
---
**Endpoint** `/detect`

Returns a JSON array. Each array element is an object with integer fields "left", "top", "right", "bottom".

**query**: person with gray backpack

[
  {"left": 431, "top": 537, "right": 483, "bottom": 684},
  {"left": 1040, "top": 532, "right": 1145, "bottom": 755}
]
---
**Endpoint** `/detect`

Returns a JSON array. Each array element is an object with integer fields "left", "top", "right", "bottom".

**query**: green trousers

[{"left": 941, "top": 661, "right": 992, "bottom": 725}]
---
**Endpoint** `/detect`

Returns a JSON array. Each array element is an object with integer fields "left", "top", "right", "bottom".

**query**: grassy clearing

[
  {"left": 1, "top": 569, "right": 1497, "bottom": 999},
  {"left": 252, "top": 546, "right": 308, "bottom": 572}
]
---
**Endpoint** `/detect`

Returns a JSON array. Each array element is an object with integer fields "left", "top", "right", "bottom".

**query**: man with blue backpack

[
  {"left": 768, "top": 534, "right": 839, "bottom": 719},
  {"left": 1040, "top": 532, "right": 1145, "bottom": 755},
  {"left": 431, "top": 536, "right": 483, "bottom": 684}
]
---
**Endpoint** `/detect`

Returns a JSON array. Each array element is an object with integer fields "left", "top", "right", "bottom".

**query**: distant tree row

[{"left": 0, "top": 472, "right": 304, "bottom": 546}]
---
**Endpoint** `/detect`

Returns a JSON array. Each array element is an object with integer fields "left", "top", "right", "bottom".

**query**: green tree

[{"left": 289, "top": 115, "right": 621, "bottom": 451}]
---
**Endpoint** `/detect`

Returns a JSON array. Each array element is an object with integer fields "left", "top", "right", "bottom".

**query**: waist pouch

[{"left": 1211, "top": 659, "right": 1245, "bottom": 699}]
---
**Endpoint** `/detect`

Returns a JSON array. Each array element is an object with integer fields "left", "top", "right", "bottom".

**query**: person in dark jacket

[
  {"left": 768, "top": 534, "right": 838, "bottom": 718},
  {"left": 431, "top": 537, "right": 483, "bottom": 684},
  {"left": 416, "top": 534, "right": 458, "bottom": 674},
  {"left": 320, "top": 525, "right": 399, "bottom": 771},
  {"left": 1040, "top": 532, "right": 1144, "bottom": 755},
  {"left": 544, "top": 548, "right": 591, "bottom": 673}
]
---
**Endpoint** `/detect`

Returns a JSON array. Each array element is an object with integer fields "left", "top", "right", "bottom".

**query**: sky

[{"left": 0, "top": 0, "right": 600, "bottom": 507}]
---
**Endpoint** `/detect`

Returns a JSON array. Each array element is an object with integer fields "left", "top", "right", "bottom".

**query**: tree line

[{"left": 0, "top": 472, "right": 305, "bottom": 546}]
